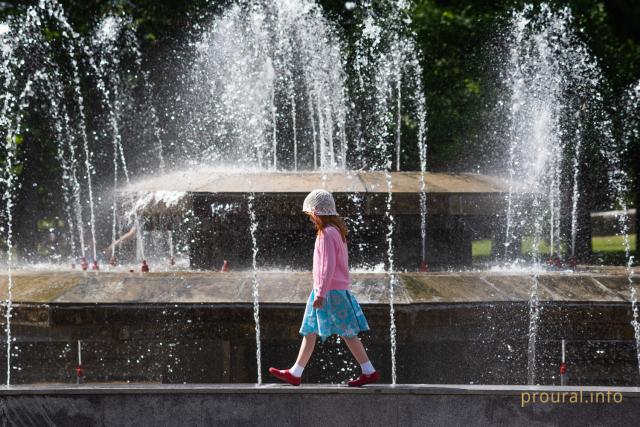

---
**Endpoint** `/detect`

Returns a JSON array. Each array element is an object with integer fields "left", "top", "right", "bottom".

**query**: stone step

[{"left": 1, "top": 383, "right": 638, "bottom": 426}]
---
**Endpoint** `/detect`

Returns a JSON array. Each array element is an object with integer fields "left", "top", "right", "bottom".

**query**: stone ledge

[
  {"left": 1, "top": 383, "right": 640, "bottom": 396},
  {"left": 0, "top": 270, "right": 637, "bottom": 305},
  {"left": 119, "top": 170, "right": 523, "bottom": 194},
  {"left": 1, "top": 383, "right": 639, "bottom": 426}
]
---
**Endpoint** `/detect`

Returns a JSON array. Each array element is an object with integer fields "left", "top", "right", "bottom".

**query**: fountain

[
  {"left": 0, "top": 0, "right": 638, "bottom": 411},
  {"left": 498, "top": 3, "right": 639, "bottom": 384},
  {"left": 501, "top": 4, "right": 603, "bottom": 264}
]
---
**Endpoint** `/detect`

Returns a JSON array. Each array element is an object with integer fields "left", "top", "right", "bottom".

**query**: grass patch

[
  {"left": 592, "top": 235, "right": 637, "bottom": 253},
  {"left": 472, "top": 239, "right": 491, "bottom": 257},
  {"left": 472, "top": 234, "right": 637, "bottom": 264}
]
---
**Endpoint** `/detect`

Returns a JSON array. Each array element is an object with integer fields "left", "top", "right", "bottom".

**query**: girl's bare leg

[
  {"left": 343, "top": 336, "right": 378, "bottom": 385},
  {"left": 295, "top": 333, "right": 317, "bottom": 367},
  {"left": 343, "top": 336, "right": 369, "bottom": 364}
]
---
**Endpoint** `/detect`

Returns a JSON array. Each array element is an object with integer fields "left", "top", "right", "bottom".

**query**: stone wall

[{"left": 1, "top": 301, "right": 638, "bottom": 386}]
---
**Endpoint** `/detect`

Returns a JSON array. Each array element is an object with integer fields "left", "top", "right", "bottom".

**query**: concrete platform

[{"left": 0, "top": 383, "right": 638, "bottom": 426}]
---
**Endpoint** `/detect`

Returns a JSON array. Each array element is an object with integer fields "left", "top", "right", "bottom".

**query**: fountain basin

[
  {"left": 0, "top": 269, "right": 637, "bottom": 386},
  {"left": 118, "top": 169, "right": 531, "bottom": 270}
]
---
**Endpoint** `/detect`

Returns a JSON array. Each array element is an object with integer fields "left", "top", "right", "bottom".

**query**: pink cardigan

[{"left": 313, "top": 226, "right": 350, "bottom": 297}]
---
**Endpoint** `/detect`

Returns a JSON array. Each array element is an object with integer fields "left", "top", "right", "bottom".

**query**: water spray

[{"left": 76, "top": 339, "right": 84, "bottom": 384}]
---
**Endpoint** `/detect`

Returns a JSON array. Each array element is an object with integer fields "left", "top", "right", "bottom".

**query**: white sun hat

[{"left": 302, "top": 189, "right": 338, "bottom": 216}]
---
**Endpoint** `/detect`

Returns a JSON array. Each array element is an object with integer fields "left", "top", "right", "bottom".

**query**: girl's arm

[{"left": 315, "top": 232, "right": 337, "bottom": 300}]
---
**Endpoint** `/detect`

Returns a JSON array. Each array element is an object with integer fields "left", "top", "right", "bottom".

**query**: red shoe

[
  {"left": 348, "top": 371, "right": 380, "bottom": 387},
  {"left": 268, "top": 368, "right": 301, "bottom": 386}
]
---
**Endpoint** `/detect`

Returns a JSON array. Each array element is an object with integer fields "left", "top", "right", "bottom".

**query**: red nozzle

[
  {"left": 419, "top": 261, "right": 428, "bottom": 272},
  {"left": 76, "top": 365, "right": 84, "bottom": 377},
  {"left": 92, "top": 260, "right": 99, "bottom": 271},
  {"left": 559, "top": 362, "right": 567, "bottom": 375},
  {"left": 554, "top": 257, "right": 563, "bottom": 269},
  {"left": 221, "top": 260, "right": 229, "bottom": 272},
  {"left": 80, "top": 257, "right": 88, "bottom": 271},
  {"left": 569, "top": 256, "right": 577, "bottom": 269},
  {"left": 141, "top": 260, "right": 149, "bottom": 273}
]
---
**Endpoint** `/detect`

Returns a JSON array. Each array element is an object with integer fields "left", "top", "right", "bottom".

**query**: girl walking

[{"left": 268, "top": 189, "right": 379, "bottom": 387}]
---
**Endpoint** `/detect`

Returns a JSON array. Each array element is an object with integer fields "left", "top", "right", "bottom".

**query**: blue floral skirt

[{"left": 299, "top": 290, "right": 370, "bottom": 340}]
